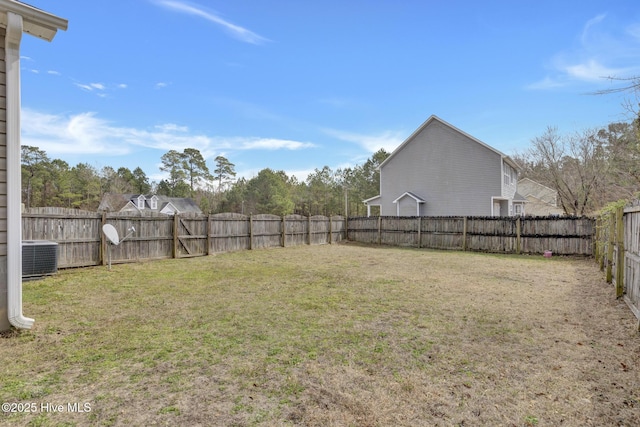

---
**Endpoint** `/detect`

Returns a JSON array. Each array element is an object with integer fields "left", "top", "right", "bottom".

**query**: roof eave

[{"left": 0, "top": 0, "right": 68, "bottom": 41}]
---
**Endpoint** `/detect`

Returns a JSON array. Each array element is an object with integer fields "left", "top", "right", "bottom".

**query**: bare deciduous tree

[{"left": 524, "top": 127, "right": 610, "bottom": 215}]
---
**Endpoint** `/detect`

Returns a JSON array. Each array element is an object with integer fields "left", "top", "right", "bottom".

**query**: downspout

[{"left": 6, "top": 11, "right": 34, "bottom": 329}]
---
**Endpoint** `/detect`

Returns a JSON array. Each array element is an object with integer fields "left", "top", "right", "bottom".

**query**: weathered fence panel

[
  {"left": 348, "top": 215, "right": 594, "bottom": 256},
  {"left": 21, "top": 210, "right": 102, "bottom": 268},
  {"left": 310, "top": 215, "right": 330, "bottom": 245},
  {"left": 622, "top": 206, "right": 640, "bottom": 327},
  {"left": 379, "top": 217, "right": 420, "bottom": 247},
  {"left": 176, "top": 215, "right": 208, "bottom": 257},
  {"left": 593, "top": 203, "right": 640, "bottom": 331},
  {"left": 251, "top": 214, "right": 282, "bottom": 249},
  {"left": 285, "top": 214, "right": 308, "bottom": 247},
  {"left": 210, "top": 213, "right": 251, "bottom": 253},
  {"left": 347, "top": 217, "right": 380, "bottom": 244},
  {"left": 22, "top": 211, "right": 345, "bottom": 269},
  {"left": 105, "top": 216, "right": 174, "bottom": 264},
  {"left": 330, "top": 216, "right": 345, "bottom": 244}
]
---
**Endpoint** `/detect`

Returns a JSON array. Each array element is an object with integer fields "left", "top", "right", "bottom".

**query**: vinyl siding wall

[
  {"left": 379, "top": 120, "right": 502, "bottom": 216},
  {"left": 501, "top": 161, "right": 518, "bottom": 199}
]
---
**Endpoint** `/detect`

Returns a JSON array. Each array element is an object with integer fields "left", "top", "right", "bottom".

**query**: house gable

[
  {"left": 379, "top": 116, "right": 519, "bottom": 171},
  {"left": 160, "top": 202, "right": 178, "bottom": 215},
  {"left": 370, "top": 115, "right": 520, "bottom": 217},
  {"left": 392, "top": 192, "right": 426, "bottom": 216}
]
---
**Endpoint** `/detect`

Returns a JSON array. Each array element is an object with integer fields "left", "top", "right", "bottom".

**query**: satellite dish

[{"left": 102, "top": 224, "right": 120, "bottom": 245}]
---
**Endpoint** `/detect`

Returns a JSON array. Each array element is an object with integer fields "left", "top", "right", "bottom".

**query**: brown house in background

[{"left": 517, "top": 178, "right": 565, "bottom": 216}]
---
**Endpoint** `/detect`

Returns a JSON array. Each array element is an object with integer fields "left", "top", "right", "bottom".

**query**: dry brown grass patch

[{"left": 0, "top": 243, "right": 638, "bottom": 426}]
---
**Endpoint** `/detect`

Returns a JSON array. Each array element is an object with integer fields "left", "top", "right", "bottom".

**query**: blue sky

[{"left": 19, "top": 0, "right": 640, "bottom": 184}]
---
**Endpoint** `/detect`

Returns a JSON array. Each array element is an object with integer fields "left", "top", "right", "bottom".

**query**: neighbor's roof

[
  {"left": 363, "top": 195, "right": 381, "bottom": 204},
  {"left": 98, "top": 193, "right": 202, "bottom": 214},
  {"left": 513, "top": 192, "right": 527, "bottom": 203},
  {"left": 392, "top": 191, "right": 426, "bottom": 204},
  {"left": 379, "top": 115, "right": 520, "bottom": 172},
  {"left": 0, "top": 0, "right": 67, "bottom": 41}
]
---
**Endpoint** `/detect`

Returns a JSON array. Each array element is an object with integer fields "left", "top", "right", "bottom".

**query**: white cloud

[
  {"left": 235, "top": 166, "right": 315, "bottom": 183},
  {"left": 21, "top": 108, "right": 315, "bottom": 159},
  {"left": 22, "top": 109, "right": 131, "bottom": 155},
  {"left": 322, "top": 128, "right": 404, "bottom": 153},
  {"left": 155, "top": 82, "right": 169, "bottom": 89},
  {"left": 75, "top": 82, "right": 106, "bottom": 92},
  {"left": 155, "top": 123, "right": 188, "bottom": 133},
  {"left": 563, "top": 59, "right": 625, "bottom": 82},
  {"left": 529, "top": 14, "right": 640, "bottom": 90},
  {"left": 581, "top": 13, "right": 606, "bottom": 44},
  {"left": 153, "top": 0, "right": 270, "bottom": 45},
  {"left": 235, "top": 137, "right": 315, "bottom": 150},
  {"left": 47, "top": 70, "right": 61, "bottom": 76},
  {"left": 525, "top": 76, "right": 567, "bottom": 90}
]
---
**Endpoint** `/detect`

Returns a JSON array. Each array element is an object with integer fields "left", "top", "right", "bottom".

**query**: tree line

[
  {"left": 21, "top": 114, "right": 640, "bottom": 217},
  {"left": 20, "top": 145, "right": 390, "bottom": 217}
]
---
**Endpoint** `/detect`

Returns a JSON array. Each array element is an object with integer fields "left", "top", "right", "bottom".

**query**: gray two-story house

[{"left": 364, "top": 115, "right": 525, "bottom": 217}]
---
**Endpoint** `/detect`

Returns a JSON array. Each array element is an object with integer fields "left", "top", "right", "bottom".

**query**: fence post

[
  {"left": 329, "top": 216, "right": 333, "bottom": 244},
  {"left": 249, "top": 215, "right": 253, "bottom": 250},
  {"left": 377, "top": 216, "right": 382, "bottom": 245},
  {"left": 100, "top": 212, "right": 107, "bottom": 266},
  {"left": 516, "top": 216, "right": 521, "bottom": 255},
  {"left": 417, "top": 216, "right": 422, "bottom": 248},
  {"left": 606, "top": 211, "right": 615, "bottom": 283},
  {"left": 345, "top": 215, "right": 349, "bottom": 241},
  {"left": 616, "top": 206, "right": 625, "bottom": 298},
  {"left": 206, "top": 214, "right": 211, "bottom": 256},
  {"left": 308, "top": 215, "right": 312, "bottom": 245},
  {"left": 594, "top": 217, "right": 601, "bottom": 269},
  {"left": 462, "top": 217, "right": 468, "bottom": 251},
  {"left": 282, "top": 216, "right": 286, "bottom": 248},
  {"left": 173, "top": 214, "right": 179, "bottom": 259}
]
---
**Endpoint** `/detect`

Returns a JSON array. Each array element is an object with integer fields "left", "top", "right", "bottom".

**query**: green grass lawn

[{"left": 1, "top": 243, "right": 638, "bottom": 426}]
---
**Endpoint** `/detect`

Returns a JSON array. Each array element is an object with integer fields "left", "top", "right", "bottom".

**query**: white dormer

[
  {"left": 136, "top": 195, "right": 146, "bottom": 210},
  {"left": 150, "top": 195, "right": 158, "bottom": 210}
]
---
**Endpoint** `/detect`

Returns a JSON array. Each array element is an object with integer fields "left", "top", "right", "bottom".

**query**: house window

[
  {"left": 150, "top": 197, "right": 157, "bottom": 210},
  {"left": 137, "top": 196, "right": 145, "bottom": 210},
  {"left": 504, "top": 163, "right": 515, "bottom": 186},
  {"left": 515, "top": 204, "right": 522, "bottom": 215}
]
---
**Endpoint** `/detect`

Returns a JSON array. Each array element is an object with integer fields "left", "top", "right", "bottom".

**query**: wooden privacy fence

[
  {"left": 347, "top": 215, "right": 594, "bottom": 256},
  {"left": 595, "top": 204, "right": 640, "bottom": 330},
  {"left": 21, "top": 209, "right": 345, "bottom": 269}
]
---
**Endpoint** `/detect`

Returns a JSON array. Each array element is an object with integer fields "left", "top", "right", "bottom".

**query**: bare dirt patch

[{"left": 1, "top": 243, "right": 638, "bottom": 426}]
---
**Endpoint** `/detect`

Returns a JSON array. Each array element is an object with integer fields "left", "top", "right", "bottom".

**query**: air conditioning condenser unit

[{"left": 22, "top": 240, "right": 59, "bottom": 279}]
